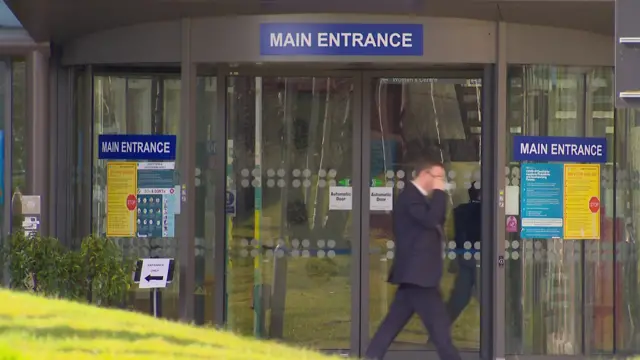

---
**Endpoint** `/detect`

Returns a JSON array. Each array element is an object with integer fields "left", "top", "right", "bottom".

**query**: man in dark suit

[{"left": 365, "top": 159, "right": 462, "bottom": 360}]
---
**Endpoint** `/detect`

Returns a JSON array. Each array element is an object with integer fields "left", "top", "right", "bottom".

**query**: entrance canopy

[{"left": 6, "top": 0, "right": 614, "bottom": 43}]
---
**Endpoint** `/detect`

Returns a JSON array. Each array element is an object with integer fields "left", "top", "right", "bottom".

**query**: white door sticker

[
  {"left": 370, "top": 187, "right": 394, "bottom": 211},
  {"left": 329, "top": 186, "right": 353, "bottom": 210}
]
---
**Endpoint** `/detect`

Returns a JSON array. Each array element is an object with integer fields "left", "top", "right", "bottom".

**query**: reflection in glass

[
  {"left": 194, "top": 76, "right": 217, "bottom": 325},
  {"left": 10, "top": 60, "right": 25, "bottom": 233},
  {"left": 92, "top": 75, "right": 181, "bottom": 319},
  {"left": 615, "top": 108, "right": 640, "bottom": 353},
  {"left": 368, "top": 77, "right": 482, "bottom": 351},
  {"left": 505, "top": 66, "right": 615, "bottom": 355},
  {"left": 225, "top": 76, "right": 354, "bottom": 349}
]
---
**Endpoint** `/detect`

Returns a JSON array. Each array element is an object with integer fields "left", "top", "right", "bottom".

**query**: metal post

[
  {"left": 153, "top": 288, "right": 158, "bottom": 318},
  {"left": 253, "top": 76, "right": 264, "bottom": 338},
  {"left": 178, "top": 18, "right": 196, "bottom": 322},
  {"left": 25, "top": 49, "right": 49, "bottom": 236},
  {"left": 491, "top": 20, "right": 508, "bottom": 360},
  {"left": 213, "top": 67, "right": 227, "bottom": 327}
]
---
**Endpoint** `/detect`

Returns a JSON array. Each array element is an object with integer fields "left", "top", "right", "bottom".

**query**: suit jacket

[
  {"left": 388, "top": 182, "right": 448, "bottom": 288},
  {"left": 453, "top": 201, "right": 481, "bottom": 250}
]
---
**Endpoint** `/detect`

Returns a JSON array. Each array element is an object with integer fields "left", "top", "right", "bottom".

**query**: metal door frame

[{"left": 211, "top": 66, "right": 503, "bottom": 360}]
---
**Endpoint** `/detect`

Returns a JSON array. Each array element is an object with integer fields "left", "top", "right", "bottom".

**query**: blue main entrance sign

[
  {"left": 513, "top": 135, "right": 607, "bottom": 163},
  {"left": 98, "top": 134, "right": 177, "bottom": 161},
  {"left": 260, "top": 23, "right": 424, "bottom": 56}
]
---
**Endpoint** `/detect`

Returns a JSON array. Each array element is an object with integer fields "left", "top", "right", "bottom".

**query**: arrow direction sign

[
  {"left": 139, "top": 258, "right": 171, "bottom": 289},
  {"left": 145, "top": 274, "right": 164, "bottom": 282}
]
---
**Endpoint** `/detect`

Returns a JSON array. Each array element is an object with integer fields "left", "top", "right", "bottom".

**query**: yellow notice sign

[
  {"left": 563, "top": 164, "right": 600, "bottom": 240},
  {"left": 106, "top": 162, "right": 138, "bottom": 237}
]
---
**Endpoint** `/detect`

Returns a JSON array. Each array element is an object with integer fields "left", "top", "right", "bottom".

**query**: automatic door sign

[
  {"left": 329, "top": 186, "right": 353, "bottom": 210},
  {"left": 370, "top": 187, "right": 393, "bottom": 211}
]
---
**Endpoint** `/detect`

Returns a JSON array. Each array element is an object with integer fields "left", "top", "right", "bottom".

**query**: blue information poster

[
  {"left": 521, "top": 163, "right": 564, "bottom": 238},
  {"left": 136, "top": 162, "right": 177, "bottom": 238}
]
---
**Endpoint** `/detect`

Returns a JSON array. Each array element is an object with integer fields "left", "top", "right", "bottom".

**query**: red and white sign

[
  {"left": 589, "top": 196, "right": 600, "bottom": 213},
  {"left": 126, "top": 194, "right": 137, "bottom": 211}
]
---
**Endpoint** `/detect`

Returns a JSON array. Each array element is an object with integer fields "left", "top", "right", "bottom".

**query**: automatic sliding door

[
  {"left": 363, "top": 75, "right": 484, "bottom": 359},
  {"left": 224, "top": 75, "right": 357, "bottom": 350}
]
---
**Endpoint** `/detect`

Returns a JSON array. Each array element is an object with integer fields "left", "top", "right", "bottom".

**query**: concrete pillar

[{"left": 25, "top": 49, "right": 49, "bottom": 236}]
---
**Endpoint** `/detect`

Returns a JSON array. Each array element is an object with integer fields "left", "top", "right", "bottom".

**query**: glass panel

[
  {"left": 615, "top": 107, "right": 640, "bottom": 353},
  {"left": 367, "top": 77, "right": 482, "bottom": 351},
  {"left": 11, "top": 59, "right": 25, "bottom": 230},
  {"left": 505, "top": 65, "right": 615, "bottom": 355},
  {"left": 194, "top": 76, "right": 217, "bottom": 325},
  {"left": 225, "top": 76, "right": 354, "bottom": 349},
  {"left": 584, "top": 68, "right": 615, "bottom": 354},
  {"left": 92, "top": 74, "right": 181, "bottom": 318}
]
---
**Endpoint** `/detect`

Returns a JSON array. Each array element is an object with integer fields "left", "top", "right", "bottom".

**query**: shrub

[
  {"left": 2, "top": 233, "right": 134, "bottom": 307},
  {"left": 81, "top": 235, "right": 134, "bottom": 306}
]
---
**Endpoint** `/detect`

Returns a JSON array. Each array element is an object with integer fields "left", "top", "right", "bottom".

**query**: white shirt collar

[{"left": 411, "top": 181, "right": 428, "bottom": 196}]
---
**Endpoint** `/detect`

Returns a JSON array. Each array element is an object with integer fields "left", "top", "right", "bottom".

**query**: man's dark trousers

[{"left": 364, "top": 283, "right": 462, "bottom": 360}]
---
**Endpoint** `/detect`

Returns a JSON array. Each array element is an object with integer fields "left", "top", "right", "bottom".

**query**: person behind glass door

[
  {"left": 446, "top": 182, "right": 481, "bottom": 324},
  {"left": 365, "top": 158, "right": 462, "bottom": 360}
]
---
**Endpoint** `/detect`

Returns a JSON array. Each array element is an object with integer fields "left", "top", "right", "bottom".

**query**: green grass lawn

[{"left": 0, "top": 289, "right": 346, "bottom": 360}]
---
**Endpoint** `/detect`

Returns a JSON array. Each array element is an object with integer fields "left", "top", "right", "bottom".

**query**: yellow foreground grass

[{"left": 0, "top": 289, "right": 345, "bottom": 360}]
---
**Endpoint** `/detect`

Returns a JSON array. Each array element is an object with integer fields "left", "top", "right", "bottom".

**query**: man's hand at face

[{"left": 432, "top": 177, "right": 446, "bottom": 191}]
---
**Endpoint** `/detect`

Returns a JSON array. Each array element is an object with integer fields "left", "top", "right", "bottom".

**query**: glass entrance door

[
  {"left": 224, "top": 74, "right": 358, "bottom": 351},
  {"left": 222, "top": 70, "right": 488, "bottom": 358},
  {"left": 362, "top": 74, "right": 484, "bottom": 359}
]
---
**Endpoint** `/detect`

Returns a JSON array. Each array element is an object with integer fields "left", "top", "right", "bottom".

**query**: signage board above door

[
  {"left": 98, "top": 134, "right": 177, "bottom": 161},
  {"left": 513, "top": 135, "right": 607, "bottom": 163},
  {"left": 260, "top": 23, "right": 424, "bottom": 56}
]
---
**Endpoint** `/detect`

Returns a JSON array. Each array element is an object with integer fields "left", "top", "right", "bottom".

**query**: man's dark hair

[{"left": 411, "top": 158, "right": 445, "bottom": 177}]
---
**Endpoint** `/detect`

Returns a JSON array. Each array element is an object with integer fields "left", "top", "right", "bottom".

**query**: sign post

[
  {"left": 133, "top": 258, "right": 175, "bottom": 318},
  {"left": 20, "top": 195, "right": 41, "bottom": 238}
]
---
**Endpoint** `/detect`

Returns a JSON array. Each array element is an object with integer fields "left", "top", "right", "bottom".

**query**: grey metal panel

[
  {"left": 25, "top": 49, "right": 49, "bottom": 235},
  {"left": 178, "top": 18, "right": 196, "bottom": 322},
  {"left": 7, "top": 0, "right": 614, "bottom": 42},
  {"left": 213, "top": 66, "right": 227, "bottom": 327},
  {"left": 492, "top": 20, "right": 508, "bottom": 360},
  {"left": 54, "top": 62, "right": 75, "bottom": 242},
  {"left": 61, "top": 20, "right": 181, "bottom": 65},
  {"left": 506, "top": 23, "right": 613, "bottom": 66},
  {"left": 614, "top": 0, "right": 640, "bottom": 108},
  {"left": 0, "top": 29, "right": 47, "bottom": 56},
  {"left": 80, "top": 66, "right": 93, "bottom": 240},
  {"left": 48, "top": 50, "right": 59, "bottom": 238},
  {"left": 352, "top": 71, "right": 364, "bottom": 358},
  {"left": 61, "top": 14, "right": 615, "bottom": 67},
  {"left": 191, "top": 15, "right": 495, "bottom": 64}
]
